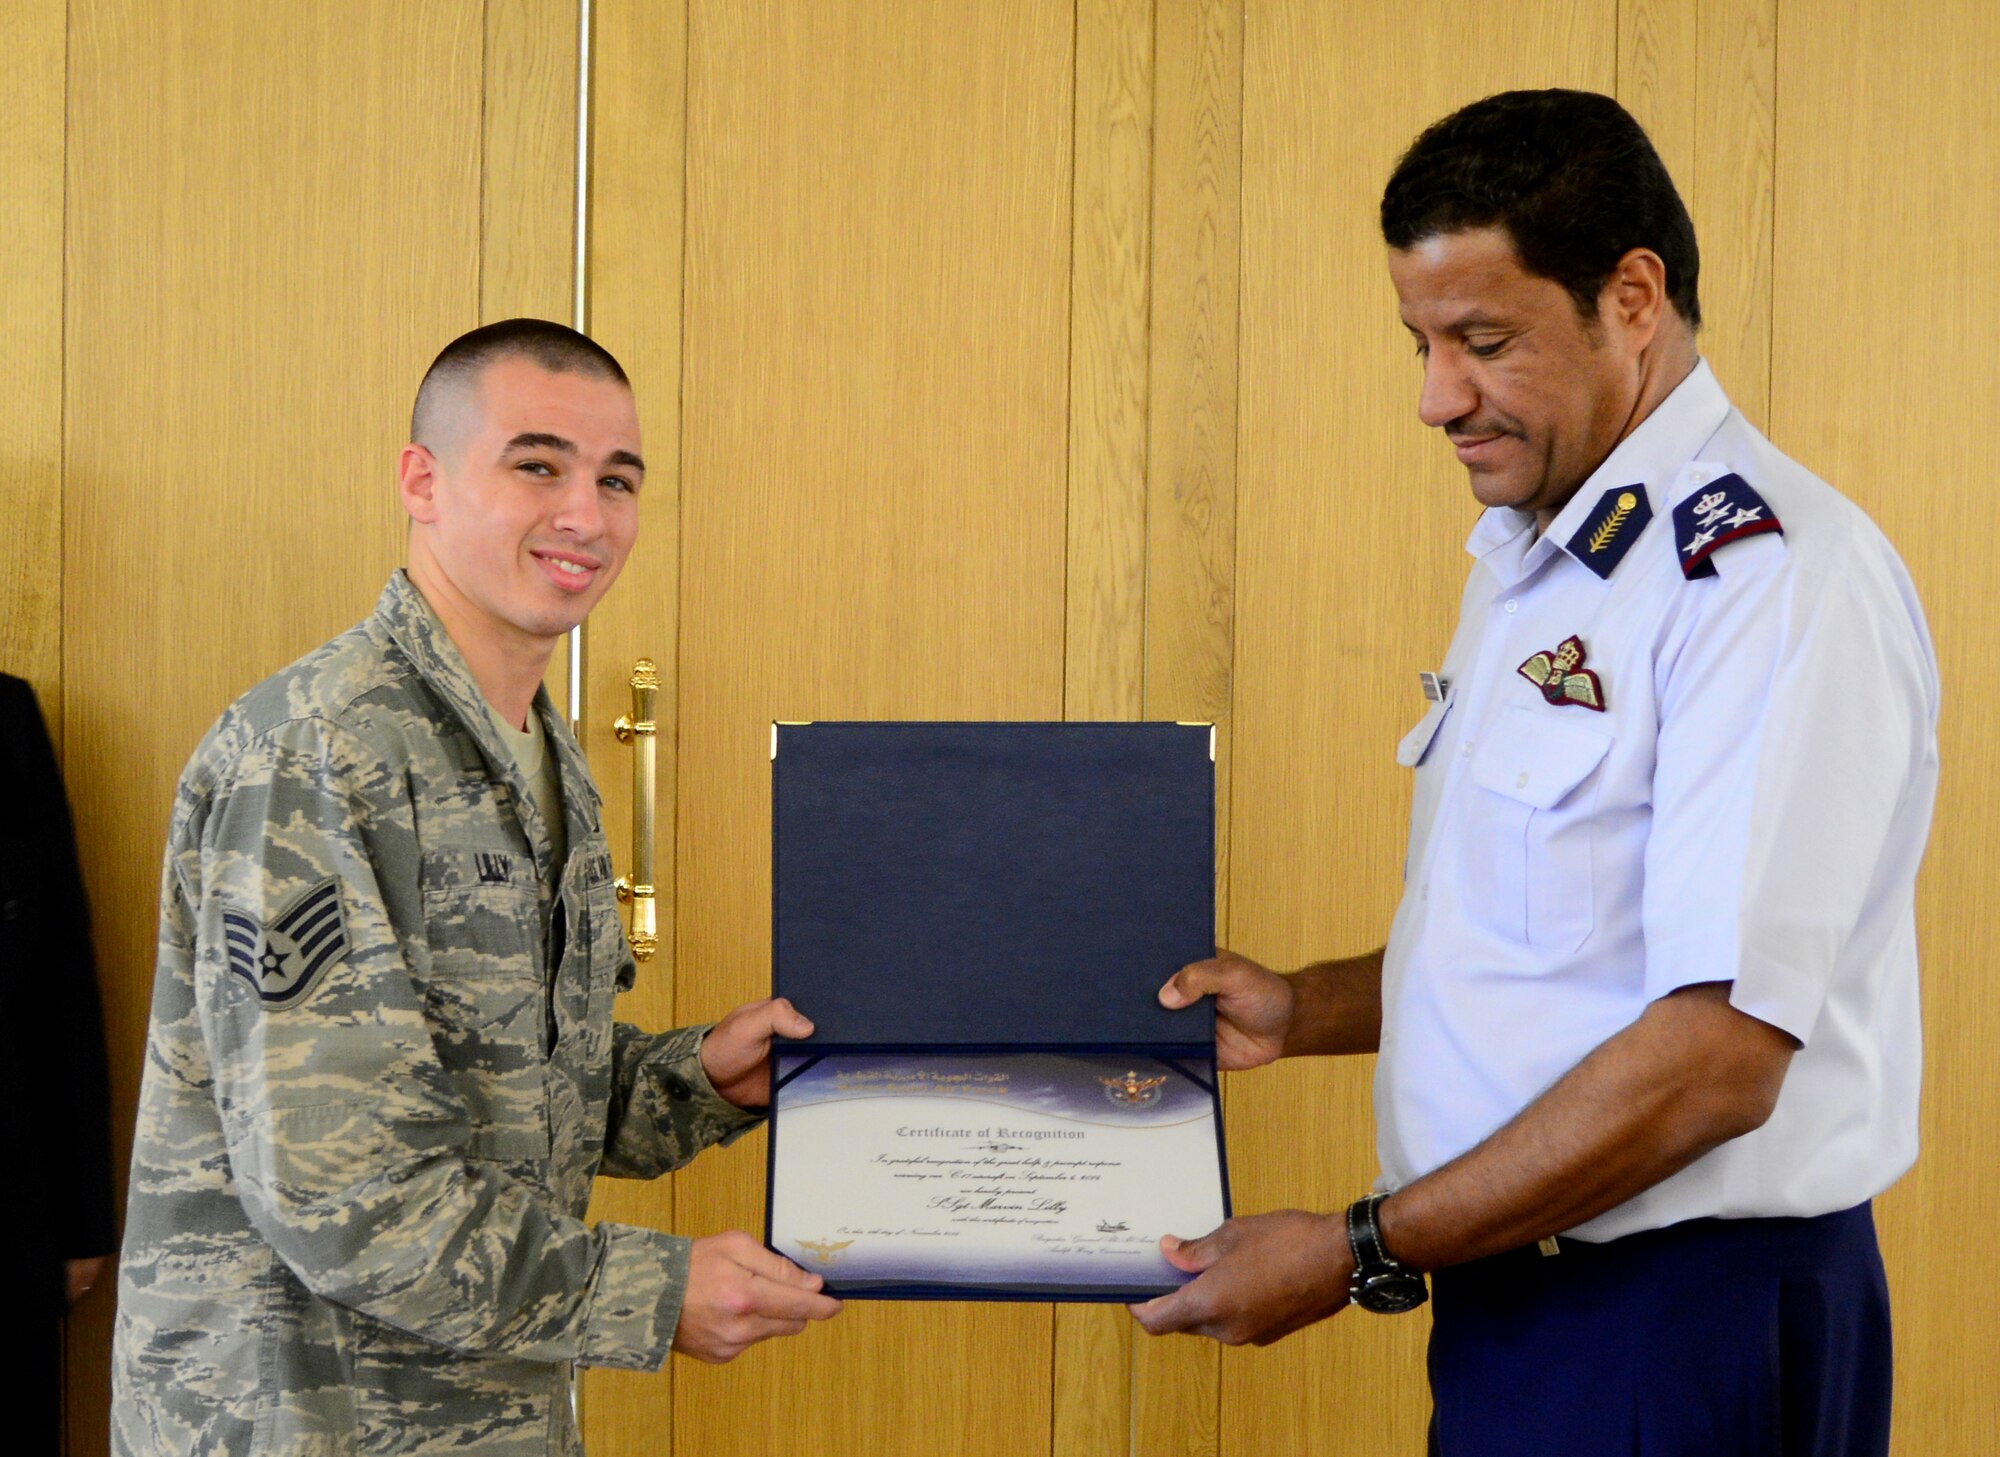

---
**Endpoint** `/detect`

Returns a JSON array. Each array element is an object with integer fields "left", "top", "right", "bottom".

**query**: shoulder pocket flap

[
  {"left": 1469, "top": 705, "right": 1612, "bottom": 810},
  {"left": 1396, "top": 699, "right": 1454, "bottom": 768}
]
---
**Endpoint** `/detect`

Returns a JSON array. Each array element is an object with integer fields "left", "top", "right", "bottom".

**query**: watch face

[{"left": 1351, "top": 1269, "right": 1429, "bottom": 1315}]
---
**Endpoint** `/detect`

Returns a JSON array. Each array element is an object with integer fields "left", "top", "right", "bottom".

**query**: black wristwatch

[{"left": 1345, "top": 1193, "right": 1428, "bottom": 1314}]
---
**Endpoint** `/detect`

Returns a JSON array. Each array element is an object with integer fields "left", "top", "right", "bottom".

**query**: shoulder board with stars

[
  {"left": 1564, "top": 485, "right": 1653, "bottom": 579},
  {"left": 1673, "top": 472, "right": 1782, "bottom": 579}
]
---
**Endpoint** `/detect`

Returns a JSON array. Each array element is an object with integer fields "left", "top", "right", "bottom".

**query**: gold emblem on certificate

[
  {"left": 797, "top": 1237, "right": 855, "bottom": 1267},
  {"left": 1099, "top": 1070, "right": 1168, "bottom": 1108}
]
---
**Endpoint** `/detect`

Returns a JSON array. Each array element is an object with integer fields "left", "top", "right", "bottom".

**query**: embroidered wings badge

[
  {"left": 1517, "top": 635, "right": 1606, "bottom": 712},
  {"left": 222, "top": 877, "right": 350, "bottom": 1008},
  {"left": 1673, "top": 473, "right": 1782, "bottom": 579}
]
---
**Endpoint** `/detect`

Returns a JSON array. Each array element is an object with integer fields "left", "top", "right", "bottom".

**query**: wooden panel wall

[
  {"left": 1619, "top": 0, "right": 1775, "bottom": 427},
  {"left": 481, "top": 0, "right": 577, "bottom": 325},
  {"left": 1773, "top": 2, "right": 2000, "bottom": 1448},
  {"left": 0, "top": 0, "right": 65, "bottom": 717}
]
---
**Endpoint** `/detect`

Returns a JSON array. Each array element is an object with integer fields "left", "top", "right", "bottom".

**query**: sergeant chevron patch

[
  {"left": 1674, "top": 473, "right": 1782, "bottom": 579},
  {"left": 223, "top": 878, "right": 350, "bottom": 1007}
]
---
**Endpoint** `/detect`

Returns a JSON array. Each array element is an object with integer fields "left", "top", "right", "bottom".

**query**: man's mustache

[{"left": 1445, "top": 419, "right": 1520, "bottom": 443}]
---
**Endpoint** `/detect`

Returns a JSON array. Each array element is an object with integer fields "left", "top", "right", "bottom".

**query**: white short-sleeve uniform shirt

[{"left": 1376, "top": 360, "right": 1939, "bottom": 1242}]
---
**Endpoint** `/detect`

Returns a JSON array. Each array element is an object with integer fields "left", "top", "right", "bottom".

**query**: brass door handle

[{"left": 611, "top": 658, "right": 660, "bottom": 962}]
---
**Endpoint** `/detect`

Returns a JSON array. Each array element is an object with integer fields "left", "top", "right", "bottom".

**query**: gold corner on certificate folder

[{"left": 1173, "top": 721, "right": 1218, "bottom": 761}]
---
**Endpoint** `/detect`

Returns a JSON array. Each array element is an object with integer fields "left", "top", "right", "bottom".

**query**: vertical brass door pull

[{"left": 612, "top": 658, "right": 659, "bottom": 962}]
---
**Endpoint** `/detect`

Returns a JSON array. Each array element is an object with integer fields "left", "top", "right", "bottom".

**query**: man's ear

[
  {"left": 1603, "top": 248, "right": 1669, "bottom": 354},
  {"left": 399, "top": 443, "right": 443, "bottom": 526}
]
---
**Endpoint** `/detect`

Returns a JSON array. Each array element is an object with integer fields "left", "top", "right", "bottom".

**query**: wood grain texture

[
  {"left": 1132, "top": 0, "right": 1242, "bottom": 1450},
  {"left": 1063, "top": 0, "right": 1153, "bottom": 729},
  {"left": 1055, "top": 2, "right": 1153, "bottom": 1450},
  {"left": 1622, "top": 0, "right": 1773, "bottom": 426},
  {"left": 1145, "top": 0, "right": 1240, "bottom": 927},
  {"left": 62, "top": 3, "right": 483, "bottom": 1448},
  {"left": 0, "top": 0, "right": 64, "bottom": 713},
  {"left": 1054, "top": 1302, "right": 1134, "bottom": 1457},
  {"left": 1230, "top": 3, "right": 1614, "bottom": 1450},
  {"left": 577, "top": 0, "right": 690, "bottom": 1448},
  {"left": 482, "top": 0, "right": 578, "bottom": 325},
  {"left": 668, "top": 3, "right": 1073, "bottom": 1452},
  {"left": 1617, "top": 0, "right": 1696, "bottom": 202},
  {"left": 1688, "top": 0, "right": 1774, "bottom": 427},
  {"left": 1771, "top": 3, "right": 2000, "bottom": 1449}
]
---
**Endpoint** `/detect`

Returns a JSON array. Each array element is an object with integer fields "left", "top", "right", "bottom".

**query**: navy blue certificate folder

[{"left": 767, "top": 722, "right": 1229, "bottom": 1302}]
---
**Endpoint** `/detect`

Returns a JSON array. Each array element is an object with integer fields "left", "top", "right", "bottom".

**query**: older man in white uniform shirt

[
  {"left": 1130, "top": 89, "right": 1936, "bottom": 1457},
  {"left": 1380, "top": 351, "right": 1931, "bottom": 1238}
]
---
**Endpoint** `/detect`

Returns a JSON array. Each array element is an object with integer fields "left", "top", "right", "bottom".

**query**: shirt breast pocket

[
  {"left": 1460, "top": 706, "right": 1612, "bottom": 953},
  {"left": 419, "top": 849, "right": 551, "bottom": 1163}
]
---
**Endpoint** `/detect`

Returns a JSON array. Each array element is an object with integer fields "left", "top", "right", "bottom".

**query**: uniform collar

[
  {"left": 1464, "top": 359, "right": 1733, "bottom": 583},
  {"left": 373, "top": 569, "right": 494, "bottom": 735},
  {"left": 371, "top": 570, "right": 599, "bottom": 878}
]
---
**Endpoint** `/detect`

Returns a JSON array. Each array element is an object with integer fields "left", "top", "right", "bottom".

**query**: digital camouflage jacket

[{"left": 113, "top": 571, "right": 756, "bottom": 1455}]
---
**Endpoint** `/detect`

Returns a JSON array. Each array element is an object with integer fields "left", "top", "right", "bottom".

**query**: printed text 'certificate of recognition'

[{"left": 770, "top": 1051, "right": 1226, "bottom": 1300}]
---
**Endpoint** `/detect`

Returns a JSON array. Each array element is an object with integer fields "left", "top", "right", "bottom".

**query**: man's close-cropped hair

[
  {"left": 411, "top": 317, "right": 630, "bottom": 447},
  {"left": 1380, "top": 88, "right": 1702, "bottom": 331}
]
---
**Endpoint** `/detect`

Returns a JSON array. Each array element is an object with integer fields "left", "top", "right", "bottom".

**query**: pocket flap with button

[
  {"left": 1469, "top": 704, "right": 1612, "bottom": 809},
  {"left": 1396, "top": 697, "right": 1455, "bottom": 768}
]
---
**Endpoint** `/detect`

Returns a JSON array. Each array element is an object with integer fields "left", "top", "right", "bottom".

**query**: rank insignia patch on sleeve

[
  {"left": 1673, "top": 473, "right": 1782, "bottom": 579},
  {"left": 1564, "top": 486, "right": 1654, "bottom": 579},
  {"left": 1518, "top": 635, "right": 1606, "bottom": 711},
  {"left": 222, "top": 878, "right": 350, "bottom": 1007}
]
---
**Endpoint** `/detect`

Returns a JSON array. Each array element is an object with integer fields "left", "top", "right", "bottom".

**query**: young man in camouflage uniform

[{"left": 112, "top": 320, "right": 840, "bottom": 1455}]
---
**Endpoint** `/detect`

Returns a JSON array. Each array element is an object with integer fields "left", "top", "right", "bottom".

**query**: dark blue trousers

[{"left": 1427, "top": 1203, "right": 1891, "bottom": 1457}]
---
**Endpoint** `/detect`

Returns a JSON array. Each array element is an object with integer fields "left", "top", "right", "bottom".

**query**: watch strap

[{"left": 1346, "top": 1192, "right": 1392, "bottom": 1270}]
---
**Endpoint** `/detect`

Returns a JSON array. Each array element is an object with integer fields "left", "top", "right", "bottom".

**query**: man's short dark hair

[
  {"left": 411, "top": 318, "right": 630, "bottom": 447},
  {"left": 1380, "top": 89, "right": 1701, "bottom": 330}
]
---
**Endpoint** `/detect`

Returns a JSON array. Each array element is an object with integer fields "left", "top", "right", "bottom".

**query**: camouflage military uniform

[{"left": 113, "top": 571, "right": 757, "bottom": 1455}]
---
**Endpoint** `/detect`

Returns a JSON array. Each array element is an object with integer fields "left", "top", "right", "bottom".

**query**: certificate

[
  {"left": 768, "top": 721, "right": 1225, "bottom": 1301},
  {"left": 769, "top": 1051, "right": 1228, "bottom": 1300}
]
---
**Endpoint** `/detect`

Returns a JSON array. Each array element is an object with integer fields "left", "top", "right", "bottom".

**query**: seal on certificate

[
  {"left": 1100, "top": 1070, "right": 1168, "bottom": 1108},
  {"left": 797, "top": 1237, "right": 854, "bottom": 1267}
]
